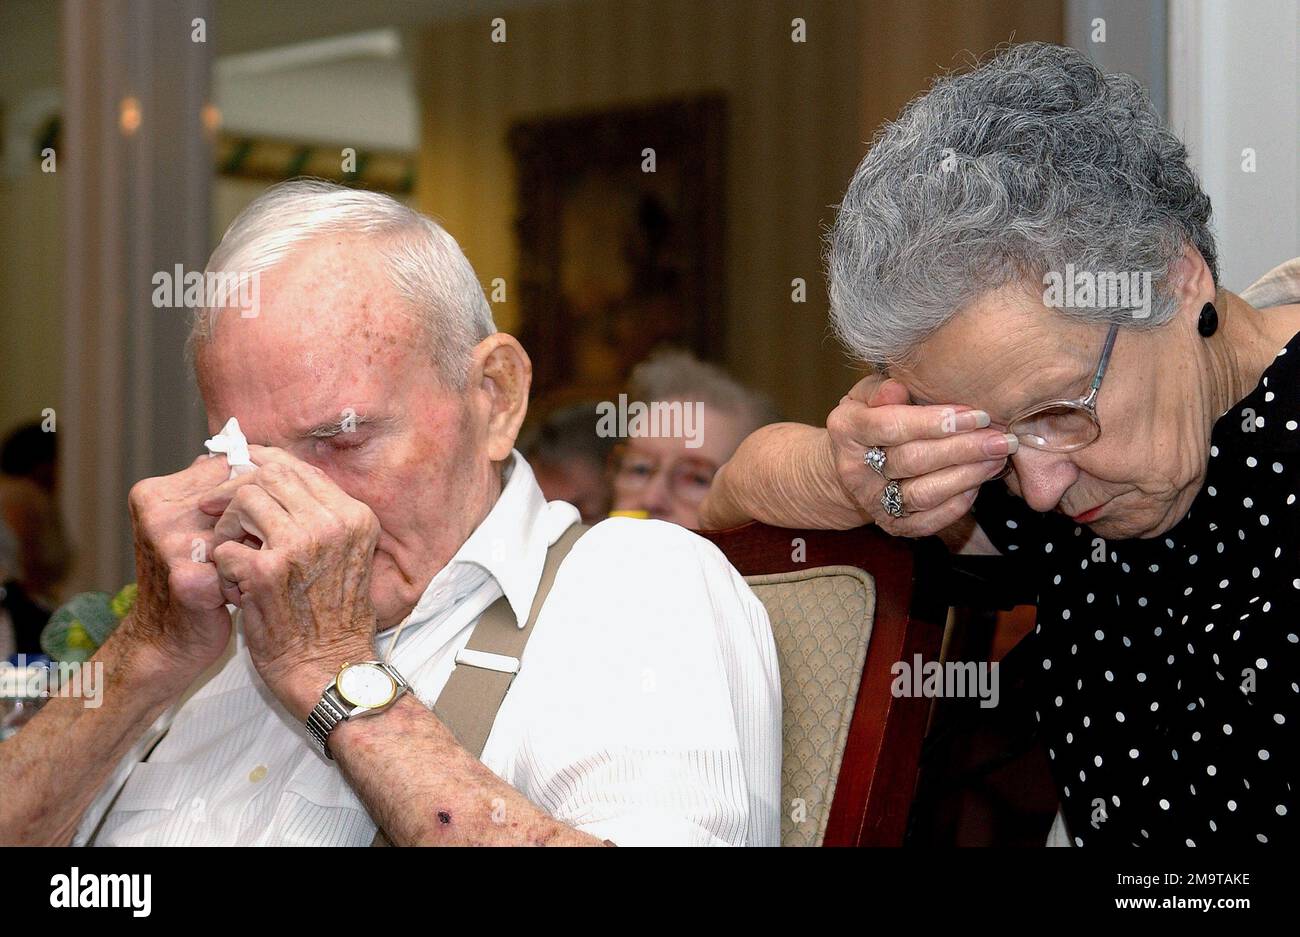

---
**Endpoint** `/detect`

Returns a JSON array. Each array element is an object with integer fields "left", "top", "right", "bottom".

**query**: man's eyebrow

[{"left": 301, "top": 414, "right": 394, "bottom": 438}]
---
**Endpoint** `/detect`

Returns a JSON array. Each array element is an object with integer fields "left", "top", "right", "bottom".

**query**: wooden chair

[{"left": 696, "top": 521, "right": 947, "bottom": 846}]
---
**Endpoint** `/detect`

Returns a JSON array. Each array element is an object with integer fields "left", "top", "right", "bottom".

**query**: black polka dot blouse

[{"left": 973, "top": 335, "right": 1298, "bottom": 846}]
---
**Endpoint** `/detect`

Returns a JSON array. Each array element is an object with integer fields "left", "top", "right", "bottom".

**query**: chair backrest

[
  {"left": 696, "top": 522, "right": 945, "bottom": 846},
  {"left": 745, "top": 564, "right": 875, "bottom": 845}
]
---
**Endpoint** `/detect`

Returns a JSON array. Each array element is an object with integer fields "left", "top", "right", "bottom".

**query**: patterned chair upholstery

[
  {"left": 696, "top": 522, "right": 945, "bottom": 846},
  {"left": 745, "top": 567, "right": 876, "bottom": 846}
]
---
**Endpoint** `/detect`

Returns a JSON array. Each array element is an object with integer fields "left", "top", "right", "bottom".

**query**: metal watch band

[
  {"left": 306, "top": 685, "right": 350, "bottom": 760},
  {"left": 306, "top": 662, "right": 410, "bottom": 760}
]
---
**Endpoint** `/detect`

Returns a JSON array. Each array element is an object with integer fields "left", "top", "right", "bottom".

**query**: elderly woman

[{"left": 701, "top": 43, "right": 1298, "bottom": 847}]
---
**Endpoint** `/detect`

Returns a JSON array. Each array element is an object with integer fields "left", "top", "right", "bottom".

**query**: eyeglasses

[
  {"left": 609, "top": 443, "right": 720, "bottom": 504},
  {"left": 1004, "top": 322, "right": 1120, "bottom": 453}
]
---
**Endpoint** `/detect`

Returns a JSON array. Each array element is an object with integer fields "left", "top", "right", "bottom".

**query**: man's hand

[
  {"left": 119, "top": 453, "right": 241, "bottom": 692},
  {"left": 200, "top": 447, "right": 381, "bottom": 720}
]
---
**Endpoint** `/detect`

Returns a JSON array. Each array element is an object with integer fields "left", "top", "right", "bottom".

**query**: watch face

[{"left": 337, "top": 663, "right": 396, "bottom": 709}]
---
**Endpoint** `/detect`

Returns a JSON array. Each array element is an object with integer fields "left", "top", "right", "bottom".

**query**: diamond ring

[{"left": 864, "top": 446, "right": 887, "bottom": 477}]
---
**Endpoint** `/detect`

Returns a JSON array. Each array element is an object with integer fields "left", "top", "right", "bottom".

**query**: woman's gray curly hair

[{"left": 828, "top": 42, "right": 1218, "bottom": 371}]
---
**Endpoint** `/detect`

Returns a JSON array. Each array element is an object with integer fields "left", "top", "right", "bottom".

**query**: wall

[
  {"left": 1168, "top": 0, "right": 1299, "bottom": 292},
  {"left": 0, "top": 0, "right": 62, "bottom": 440},
  {"left": 412, "top": 0, "right": 1062, "bottom": 424},
  {"left": 0, "top": 176, "right": 62, "bottom": 435},
  {"left": 1065, "top": 0, "right": 1167, "bottom": 115}
]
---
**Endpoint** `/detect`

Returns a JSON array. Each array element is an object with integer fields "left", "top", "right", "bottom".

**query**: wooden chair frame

[{"left": 697, "top": 522, "right": 948, "bottom": 846}]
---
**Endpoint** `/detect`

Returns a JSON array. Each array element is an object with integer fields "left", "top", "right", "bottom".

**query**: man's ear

[{"left": 468, "top": 333, "right": 532, "bottom": 462}]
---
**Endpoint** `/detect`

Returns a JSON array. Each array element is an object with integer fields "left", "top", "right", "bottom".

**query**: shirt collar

[{"left": 392, "top": 450, "right": 578, "bottom": 634}]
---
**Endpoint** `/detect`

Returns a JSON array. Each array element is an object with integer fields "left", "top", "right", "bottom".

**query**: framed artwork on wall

[{"left": 509, "top": 96, "right": 727, "bottom": 405}]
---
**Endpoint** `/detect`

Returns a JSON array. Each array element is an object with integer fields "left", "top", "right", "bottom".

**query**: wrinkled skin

[
  {"left": 703, "top": 247, "right": 1300, "bottom": 549},
  {"left": 128, "top": 232, "right": 529, "bottom": 704}
]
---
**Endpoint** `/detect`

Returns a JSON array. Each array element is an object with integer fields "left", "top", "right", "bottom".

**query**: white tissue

[{"left": 205, "top": 416, "right": 255, "bottom": 479}]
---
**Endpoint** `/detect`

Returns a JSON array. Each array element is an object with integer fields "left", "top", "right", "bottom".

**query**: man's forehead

[
  {"left": 206, "top": 274, "right": 418, "bottom": 361},
  {"left": 197, "top": 311, "right": 423, "bottom": 427},
  {"left": 225, "top": 230, "right": 401, "bottom": 316}
]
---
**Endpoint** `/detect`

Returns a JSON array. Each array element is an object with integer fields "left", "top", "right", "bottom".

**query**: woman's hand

[
  {"left": 827, "top": 376, "right": 1013, "bottom": 537},
  {"left": 698, "top": 375, "right": 1014, "bottom": 537}
]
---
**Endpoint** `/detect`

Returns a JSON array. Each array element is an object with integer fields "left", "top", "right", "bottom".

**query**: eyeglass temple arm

[{"left": 1081, "top": 323, "right": 1120, "bottom": 407}]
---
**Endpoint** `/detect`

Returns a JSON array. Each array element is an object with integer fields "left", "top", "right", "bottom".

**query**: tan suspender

[{"left": 370, "top": 522, "right": 589, "bottom": 845}]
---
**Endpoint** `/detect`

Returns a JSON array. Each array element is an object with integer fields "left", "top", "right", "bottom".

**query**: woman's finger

[
  {"left": 862, "top": 458, "right": 1003, "bottom": 517},
  {"left": 881, "top": 429, "right": 1018, "bottom": 479},
  {"left": 829, "top": 397, "right": 991, "bottom": 449},
  {"left": 865, "top": 378, "right": 910, "bottom": 407},
  {"left": 841, "top": 373, "right": 889, "bottom": 405},
  {"left": 885, "top": 486, "right": 982, "bottom": 539}
]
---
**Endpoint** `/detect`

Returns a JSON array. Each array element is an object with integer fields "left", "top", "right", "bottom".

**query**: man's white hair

[{"left": 189, "top": 178, "right": 496, "bottom": 386}]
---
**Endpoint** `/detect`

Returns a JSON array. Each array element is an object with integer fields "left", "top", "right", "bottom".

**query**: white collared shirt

[{"left": 75, "top": 452, "right": 781, "bottom": 846}]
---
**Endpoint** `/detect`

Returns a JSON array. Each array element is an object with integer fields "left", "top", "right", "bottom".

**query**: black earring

[{"left": 1197, "top": 301, "right": 1219, "bottom": 337}]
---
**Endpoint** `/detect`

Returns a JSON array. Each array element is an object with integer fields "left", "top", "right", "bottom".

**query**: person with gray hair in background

[
  {"left": 610, "top": 349, "right": 780, "bottom": 529},
  {"left": 0, "top": 179, "right": 781, "bottom": 847},
  {"left": 521, "top": 402, "right": 616, "bottom": 525},
  {"left": 702, "top": 43, "right": 1299, "bottom": 847}
]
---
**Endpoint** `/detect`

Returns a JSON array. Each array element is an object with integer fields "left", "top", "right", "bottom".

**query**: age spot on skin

[{"left": 437, "top": 810, "right": 452, "bottom": 825}]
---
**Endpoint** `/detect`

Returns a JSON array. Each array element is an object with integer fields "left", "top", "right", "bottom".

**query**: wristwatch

[{"left": 306, "top": 660, "right": 410, "bottom": 759}]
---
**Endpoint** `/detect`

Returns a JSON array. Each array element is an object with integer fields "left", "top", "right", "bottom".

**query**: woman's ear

[
  {"left": 1168, "top": 241, "right": 1217, "bottom": 310},
  {"left": 468, "top": 333, "right": 532, "bottom": 462}
]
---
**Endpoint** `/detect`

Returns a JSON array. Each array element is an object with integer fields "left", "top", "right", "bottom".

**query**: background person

[
  {"left": 520, "top": 401, "right": 616, "bottom": 524},
  {"left": 611, "top": 349, "right": 779, "bottom": 529},
  {"left": 0, "top": 421, "right": 71, "bottom": 612}
]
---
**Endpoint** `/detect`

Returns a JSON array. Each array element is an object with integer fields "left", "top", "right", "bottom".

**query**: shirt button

[{"left": 248, "top": 765, "right": 268, "bottom": 783}]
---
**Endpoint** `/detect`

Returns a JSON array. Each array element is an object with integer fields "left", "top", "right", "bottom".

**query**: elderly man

[{"left": 0, "top": 180, "right": 780, "bottom": 846}]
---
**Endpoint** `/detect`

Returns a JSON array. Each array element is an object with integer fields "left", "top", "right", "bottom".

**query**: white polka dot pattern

[{"left": 974, "top": 336, "right": 1299, "bottom": 846}]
